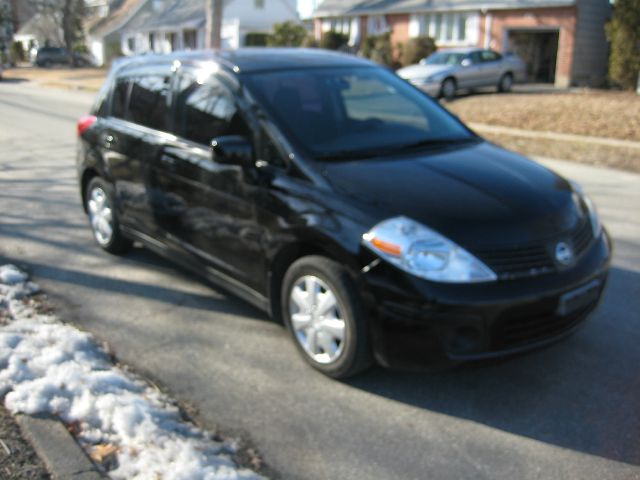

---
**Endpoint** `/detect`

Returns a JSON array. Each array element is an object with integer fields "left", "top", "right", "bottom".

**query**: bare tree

[
  {"left": 27, "top": 0, "right": 86, "bottom": 65},
  {"left": 205, "top": 0, "right": 223, "bottom": 49}
]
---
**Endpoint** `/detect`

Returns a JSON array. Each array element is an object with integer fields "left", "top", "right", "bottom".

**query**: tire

[
  {"left": 440, "top": 77, "right": 457, "bottom": 101},
  {"left": 281, "top": 255, "right": 372, "bottom": 379},
  {"left": 498, "top": 73, "right": 513, "bottom": 93},
  {"left": 84, "top": 177, "right": 131, "bottom": 254}
]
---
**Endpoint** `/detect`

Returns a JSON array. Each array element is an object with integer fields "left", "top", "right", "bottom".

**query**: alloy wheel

[
  {"left": 288, "top": 275, "right": 346, "bottom": 364},
  {"left": 87, "top": 187, "right": 114, "bottom": 246}
]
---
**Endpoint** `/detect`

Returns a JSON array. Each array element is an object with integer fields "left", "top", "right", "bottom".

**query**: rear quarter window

[{"left": 111, "top": 78, "right": 131, "bottom": 119}]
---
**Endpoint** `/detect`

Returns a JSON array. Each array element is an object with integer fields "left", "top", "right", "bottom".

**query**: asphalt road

[{"left": 1, "top": 80, "right": 639, "bottom": 480}]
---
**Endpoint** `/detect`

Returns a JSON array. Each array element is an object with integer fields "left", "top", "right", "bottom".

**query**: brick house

[{"left": 313, "top": 0, "right": 612, "bottom": 87}]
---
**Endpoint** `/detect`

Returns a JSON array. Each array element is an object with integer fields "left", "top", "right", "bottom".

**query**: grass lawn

[
  {"left": 445, "top": 90, "right": 640, "bottom": 172},
  {"left": 446, "top": 90, "right": 640, "bottom": 142}
]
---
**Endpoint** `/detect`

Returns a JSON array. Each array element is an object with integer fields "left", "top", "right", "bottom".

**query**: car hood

[
  {"left": 397, "top": 64, "right": 453, "bottom": 80},
  {"left": 322, "top": 141, "right": 583, "bottom": 250}
]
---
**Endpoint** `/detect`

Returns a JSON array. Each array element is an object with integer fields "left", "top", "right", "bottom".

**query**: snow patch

[{"left": 0, "top": 265, "right": 262, "bottom": 480}]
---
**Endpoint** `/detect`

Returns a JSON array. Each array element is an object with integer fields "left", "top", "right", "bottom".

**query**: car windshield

[
  {"left": 243, "top": 66, "right": 474, "bottom": 160},
  {"left": 424, "top": 52, "right": 467, "bottom": 65}
]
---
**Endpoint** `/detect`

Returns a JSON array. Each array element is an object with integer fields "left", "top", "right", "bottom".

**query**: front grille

[
  {"left": 492, "top": 303, "right": 595, "bottom": 350},
  {"left": 571, "top": 218, "right": 594, "bottom": 257},
  {"left": 475, "top": 220, "right": 594, "bottom": 280},
  {"left": 477, "top": 245, "right": 554, "bottom": 280}
]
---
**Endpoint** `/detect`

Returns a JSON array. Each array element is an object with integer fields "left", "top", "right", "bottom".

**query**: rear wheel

[
  {"left": 85, "top": 177, "right": 131, "bottom": 254},
  {"left": 281, "top": 256, "right": 372, "bottom": 378},
  {"left": 498, "top": 73, "right": 513, "bottom": 93},
  {"left": 440, "top": 78, "right": 457, "bottom": 101}
]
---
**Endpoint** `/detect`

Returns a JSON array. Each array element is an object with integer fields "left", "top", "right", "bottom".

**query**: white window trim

[{"left": 408, "top": 11, "right": 480, "bottom": 47}]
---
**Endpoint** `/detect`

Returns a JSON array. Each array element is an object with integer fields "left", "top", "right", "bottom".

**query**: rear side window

[
  {"left": 128, "top": 75, "right": 171, "bottom": 131},
  {"left": 481, "top": 50, "right": 501, "bottom": 62},
  {"left": 174, "top": 74, "right": 249, "bottom": 144}
]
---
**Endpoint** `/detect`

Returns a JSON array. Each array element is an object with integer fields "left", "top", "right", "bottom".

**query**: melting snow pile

[{"left": 0, "top": 264, "right": 260, "bottom": 480}]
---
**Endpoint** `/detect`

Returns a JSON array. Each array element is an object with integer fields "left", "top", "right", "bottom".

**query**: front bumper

[{"left": 358, "top": 231, "right": 612, "bottom": 369}]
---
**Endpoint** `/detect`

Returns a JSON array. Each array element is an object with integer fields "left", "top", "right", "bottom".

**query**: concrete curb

[
  {"left": 16, "top": 414, "right": 105, "bottom": 479},
  {"left": 469, "top": 122, "right": 640, "bottom": 150}
]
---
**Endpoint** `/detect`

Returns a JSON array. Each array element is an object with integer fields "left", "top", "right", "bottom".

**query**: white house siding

[
  {"left": 127, "top": 0, "right": 297, "bottom": 55},
  {"left": 572, "top": 0, "right": 611, "bottom": 86}
]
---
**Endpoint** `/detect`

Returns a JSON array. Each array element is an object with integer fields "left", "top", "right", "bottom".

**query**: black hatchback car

[{"left": 77, "top": 49, "right": 610, "bottom": 378}]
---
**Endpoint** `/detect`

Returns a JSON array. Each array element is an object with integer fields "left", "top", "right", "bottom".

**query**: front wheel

[
  {"left": 85, "top": 177, "right": 131, "bottom": 254},
  {"left": 281, "top": 256, "right": 372, "bottom": 379}
]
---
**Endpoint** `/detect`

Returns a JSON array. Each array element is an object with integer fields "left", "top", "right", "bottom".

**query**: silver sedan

[{"left": 398, "top": 47, "right": 527, "bottom": 100}]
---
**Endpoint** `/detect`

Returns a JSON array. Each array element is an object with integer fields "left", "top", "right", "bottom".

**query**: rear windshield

[{"left": 243, "top": 66, "right": 473, "bottom": 160}]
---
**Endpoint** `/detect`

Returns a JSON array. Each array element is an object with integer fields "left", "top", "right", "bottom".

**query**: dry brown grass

[
  {"left": 3, "top": 66, "right": 106, "bottom": 92},
  {"left": 483, "top": 133, "right": 640, "bottom": 173},
  {"left": 446, "top": 90, "right": 640, "bottom": 142}
]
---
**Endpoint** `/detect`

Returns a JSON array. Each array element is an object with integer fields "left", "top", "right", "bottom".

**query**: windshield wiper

[
  {"left": 314, "top": 148, "right": 386, "bottom": 161},
  {"left": 394, "top": 137, "right": 477, "bottom": 153},
  {"left": 315, "top": 137, "right": 477, "bottom": 161}
]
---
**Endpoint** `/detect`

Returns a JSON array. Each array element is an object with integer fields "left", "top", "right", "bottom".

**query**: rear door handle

[{"left": 103, "top": 134, "right": 117, "bottom": 148}]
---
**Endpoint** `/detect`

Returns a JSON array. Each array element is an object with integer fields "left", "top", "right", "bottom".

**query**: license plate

[{"left": 557, "top": 280, "right": 601, "bottom": 316}]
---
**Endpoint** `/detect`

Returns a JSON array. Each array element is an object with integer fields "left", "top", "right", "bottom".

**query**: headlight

[
  {"left": 571, "top": 182, "right": 602, "bottom": 238},
  {"left": 362, "top": 217, "right": 497, "bottom": 283}
]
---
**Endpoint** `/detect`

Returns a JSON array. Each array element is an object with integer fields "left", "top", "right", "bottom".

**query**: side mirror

[
  {"left": 460, "top": 58, "right": 472, "bottom": 68},
  {"left": 211, "top": 135, "right": 254, "bottom": 168}
]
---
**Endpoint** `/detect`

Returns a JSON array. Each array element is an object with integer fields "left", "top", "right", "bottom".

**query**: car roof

[
  {"left": 114, "top": 48, "right": 376, "bottom": 75},
  {"left": 432, "top": 47, "right": 483, "bottom": 54}
]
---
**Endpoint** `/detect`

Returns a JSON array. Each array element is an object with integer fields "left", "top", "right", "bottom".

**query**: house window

[
  {"left": 367, "top": 15, "right": 389, "bottom": 36},
  {"left": 183, "top": 29, "right": 197, "bottom": 50},
  {"left": 327, "top": 17, "right": 352, "bottom": 35},
  {"left": 126, "top": 36, "right": 135, "bottom": 53},
  {"left": 412, "top": 11, "right": 477, "bottom": 45},
  {"left": 167, "top": 32, "right": 177, "bottom": 52}
]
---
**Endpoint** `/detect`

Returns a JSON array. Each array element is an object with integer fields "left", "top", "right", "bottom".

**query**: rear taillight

[{"left": 77, "top": 115, "right": 97, "bottom": 136}]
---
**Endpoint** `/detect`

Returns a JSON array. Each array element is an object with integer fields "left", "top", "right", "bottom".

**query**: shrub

[
  {"left": 245, "top": 32, "right": 269, "bottom": 47},
  {"left": 359, "top": 33, "right": 394, "bottom": 67},
  {"left": 320, "top": 31, "right": 348, "bottom": 50},
  {"left": 73, "top": 43, "right": 89, "bottom": 54},
  {"left": 11, "top": 42, "right": 25, "bottom": 62},
  {"left": 605, "top": 0, "right": 640, "bottom": 90},
  {"left": 268, "top": 21, "right": 308, "bottom": 47},
  {"left": 301, "top": 35, "right": 319, "bottom": 48},
  {"left": 400, "top": 36, "right": 437, "bottom": 67}
]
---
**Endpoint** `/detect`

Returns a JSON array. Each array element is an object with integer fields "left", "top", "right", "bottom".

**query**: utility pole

[{"left": 205, "top": 0, "right": 223, "bottom": 49}]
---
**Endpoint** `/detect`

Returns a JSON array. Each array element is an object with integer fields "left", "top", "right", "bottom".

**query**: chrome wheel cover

[
  {"left": 289, "top": 275, "right": 346, "bottom": 364},
  {"left": 87, "top": 187, "right": 114, "bottom": 246}
]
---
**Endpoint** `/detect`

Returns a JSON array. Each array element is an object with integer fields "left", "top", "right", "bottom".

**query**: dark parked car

[
  {"left": 35, "top": 47, "right": 94, "bottom": 67},
  {"left": 76, "top": 49, "right": 611, "bottom": 378}
]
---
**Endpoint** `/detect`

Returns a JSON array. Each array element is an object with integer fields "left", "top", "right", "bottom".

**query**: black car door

[
  {"left": 101, "top": 65, "right": 173, "bottom": 236},
  {"left": 149, "top": 68, "right": 265, "bottom": 292}
]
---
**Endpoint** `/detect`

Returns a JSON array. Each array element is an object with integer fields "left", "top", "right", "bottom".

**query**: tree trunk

[
  {"left": 62, "top": 0, "right": 75, "bottom": 67},
  {"left": 205, "top": 0, "right": 223, "bottom": 50}
]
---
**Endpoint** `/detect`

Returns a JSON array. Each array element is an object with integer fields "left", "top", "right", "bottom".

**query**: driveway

[{"left": 1, "top": 81, "right": 639, "bottom": 480}]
